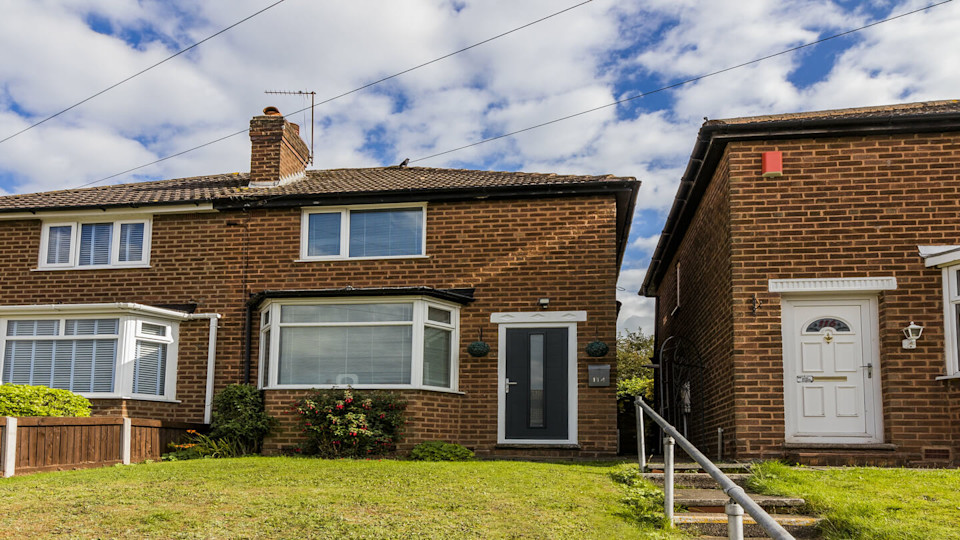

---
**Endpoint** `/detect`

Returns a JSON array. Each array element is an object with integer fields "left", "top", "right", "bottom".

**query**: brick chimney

[{"left": 248, "top": 106, "right": 310, "bottom": 187}]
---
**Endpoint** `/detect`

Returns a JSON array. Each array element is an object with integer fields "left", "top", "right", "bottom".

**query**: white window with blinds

[
  {"left": 259, "top": 297, "right": 459, "bottom": 392},
  {"left": 38, "top": 218, "right": 151, "bottom": 270},
  {"left": 299, "top": 203, "right": 426, "bottom": 261},
  {"left": 0, "top": 313, "right": 179, "bottom": 401}
]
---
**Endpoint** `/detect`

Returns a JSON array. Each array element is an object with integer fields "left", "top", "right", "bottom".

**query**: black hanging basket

[
  {"left": 585, "top": 340, "right": 609, "bottom": 357},
  {"left": 467, "top": 341, "right": 491, "bottom": 358}
]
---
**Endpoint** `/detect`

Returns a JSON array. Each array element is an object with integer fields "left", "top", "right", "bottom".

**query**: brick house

[
  {"left": 0, "top": 108, "right": 638, "bottom": 457},
  {"left": 643, "top": 100, "right": 960, "bottom": 466}
]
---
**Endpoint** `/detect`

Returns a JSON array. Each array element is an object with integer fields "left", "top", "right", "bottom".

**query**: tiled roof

[
  {"left": 0, "top": 167, "right": 635, "bottom": 212},
  {"left": 709, "top": 99, "right": 960, "bottom": 126}
]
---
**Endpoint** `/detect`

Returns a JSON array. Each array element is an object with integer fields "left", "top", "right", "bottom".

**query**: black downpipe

[{"left": 243, "top": 299, "right": 253, "bottom": 384}]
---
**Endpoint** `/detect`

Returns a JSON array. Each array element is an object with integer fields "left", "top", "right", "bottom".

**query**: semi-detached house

[{"left": 0, "top": 108, "right": 638, "bottom": 457}]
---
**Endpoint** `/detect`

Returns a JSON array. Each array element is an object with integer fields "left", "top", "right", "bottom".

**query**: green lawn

[
  {"left": 750, "top": 461, "right": 960, "bottom": 540},
  {"left": 0, "top": 458, "right": 681, "bottom": 539}
]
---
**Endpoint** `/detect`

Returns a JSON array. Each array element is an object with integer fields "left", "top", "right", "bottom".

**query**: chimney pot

[{"left": 263, "top": 106, "right": 282, "bottom": 116}]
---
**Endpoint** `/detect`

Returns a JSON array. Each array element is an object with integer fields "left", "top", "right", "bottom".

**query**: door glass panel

[
  {"left": 529, "top": 333, "right": 544, "bottom": 428},
  {"left": 805, "top": 318, "right": 851, "bottom": 332}
]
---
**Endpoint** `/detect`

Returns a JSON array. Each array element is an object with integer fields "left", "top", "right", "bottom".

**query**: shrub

[
  {"left": 162, "top": 429, "right": 242, "bottom": 461},
  {"left": 409, "top": 441, "right": 474, "bottom": 461},
  {"left": 293, "top": 389, "right": 406, "bottom": 458},
  {"left": 0, "top": 384, "right": 91, "bottom": 417},
  {"left": 209, "top": 384, "right": 275, "bottom": 454},
  {"left": 609, "top": 463, "right": 668, "bottom": 527}
]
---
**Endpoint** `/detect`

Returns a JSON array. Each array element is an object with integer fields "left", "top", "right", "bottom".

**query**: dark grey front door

[{"left": 505, "top": 327, "right": 568, "bottom": 440}]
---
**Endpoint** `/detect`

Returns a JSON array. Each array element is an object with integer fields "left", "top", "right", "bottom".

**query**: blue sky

[{"left": 1, "top": 0, "right": 959, "bottom": 334}]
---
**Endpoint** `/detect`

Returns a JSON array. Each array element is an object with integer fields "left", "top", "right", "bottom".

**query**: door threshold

[
  {"left": 496, "top": 443, "right": 581, "bottom": 450},
  {"left": 783, "top": 442, "right": 896, "bottom": 451}
]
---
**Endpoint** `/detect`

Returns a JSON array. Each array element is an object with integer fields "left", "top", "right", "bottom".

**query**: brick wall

[
  {"left": 656, "top": 149, "right": 736, "bottom": 455},
  {"left": 0, "top": 194, "right": 620, "bottom": 456},
  {"left": 724, "top": 132, "right": 960, "bottom": 463}
]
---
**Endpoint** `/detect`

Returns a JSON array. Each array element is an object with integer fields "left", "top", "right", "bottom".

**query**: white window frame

[
  {"left": 941, "top": 264, "right": 960, "bottom": 378},
  {"left": 37, "top": 218, "right": 152, "bottom": 270},
  {"left": 0, "top": 312, "right": 179, "bottom": 402},
  {"left": 299, "top": 203, "right": 428, "bottom": 261},
  {"left": 258, "top": 296, "right": 460, "bottom": 393}
]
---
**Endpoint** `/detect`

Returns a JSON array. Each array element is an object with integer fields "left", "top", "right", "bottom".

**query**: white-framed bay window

[
  {"left": 0, "top": 307, "right": 180, "bottom": 401},
  {"left": 299, "top": 203, "right": 426, "bottom": 261},
  {"left": 259, "top": 297, "right": 459, "bottom": 392},
  {"left": 39, "top": 218, "right": 151, "bottom": 270},
  {"left": 920, "top": 246, "right": 960, "bottom": 378}
]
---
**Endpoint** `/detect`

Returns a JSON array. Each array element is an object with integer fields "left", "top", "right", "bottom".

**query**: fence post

[
  {"left": 121, "top": 418, "right": 132, "bottom": 466},
  {"left": 663, "top": 435, "right": 675, "bottom": 525},
  {"left": 726, "top": 498, "right": 744, "bottom": 540},
  {"left": 635, "top": 398, "right": 646, "bottom": 471},
  {"left": 2, "top": 417, "right": 16, "bottom": 478}
]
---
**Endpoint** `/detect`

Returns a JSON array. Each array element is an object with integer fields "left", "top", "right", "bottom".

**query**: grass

[
  {"left": 0, "top": 457, "right": 686, "bottom": 539},
  {"left": 750, "top": 461, "right": 960, "bottom": 540}
]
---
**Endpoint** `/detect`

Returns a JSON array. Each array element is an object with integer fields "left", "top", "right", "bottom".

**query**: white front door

[{"left": 781, "top": 297, "right": 882, "bottom": 443}]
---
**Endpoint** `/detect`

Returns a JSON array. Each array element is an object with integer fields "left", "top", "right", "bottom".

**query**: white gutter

[
  {"left": 0, "top": 302, "right": 194, "bottom": 320},
  {"left": 185, "top": 313, "right": 221, "bottom": 425}
]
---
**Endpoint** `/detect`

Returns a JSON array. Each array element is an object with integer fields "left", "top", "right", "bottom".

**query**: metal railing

[{"left": 635, "top": 397, "right": 794, "bottom": 540}]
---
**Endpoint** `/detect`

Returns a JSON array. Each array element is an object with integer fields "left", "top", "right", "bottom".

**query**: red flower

[
  {"left": 345, "top": 398, "right": 353, "bottom": 404},
  {"left": 336, "top": 404, "right": 344, "bottom": 410},
  {"left": 379, "top": 413, "right": 385, "bottom": 419}
]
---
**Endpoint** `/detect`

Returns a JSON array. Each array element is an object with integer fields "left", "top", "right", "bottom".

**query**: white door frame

[
  {"left": 780, "top": 295, "right": 884, "bottom": 444},
  {"left": 491, "top": 311, "right": 583, "bottom": 445}
]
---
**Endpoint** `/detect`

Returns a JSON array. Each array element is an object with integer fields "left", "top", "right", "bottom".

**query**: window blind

[
  {"left": 348, "top": 209, "right": 422, "bottom": 257},
  {"left": 307, "top": 212, "right": 341, "bottom": 257},
  {"left": 2, "top": 338, "right": 116, "bottom": 393},
  {"left": 78, "top": 223, "right": 112, "bottom": 266},
  {"left": 46, "top": 226, "right": 72, "bottom": 265},
  {"left": 118, "top": 222, "right": 145, "bottom": 262},
  {"left": 132, "top": 341, "right": 166, "bottom": 396}
]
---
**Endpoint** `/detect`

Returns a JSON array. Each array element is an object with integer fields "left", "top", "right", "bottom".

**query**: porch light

[{"left": 902, "top": 321, "right": 923, "bottom": 349}]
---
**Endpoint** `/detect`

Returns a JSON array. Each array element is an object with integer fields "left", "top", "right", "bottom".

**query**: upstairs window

[
  {"left": 40, "top": 219, "right": 151, "bottom": 269},
  {"left": 301, "top": 204, "right": 425, "bottom": 260}
]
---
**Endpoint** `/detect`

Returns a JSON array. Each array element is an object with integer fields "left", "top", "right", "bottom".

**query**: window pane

[
  {"left": 140, "top": 323, "right": 166, "bottom": 337},
  {"left": 46, "top": 226, "right": 72, "bottom": 265},
  {"left": 65, "top": 319, "right": 119, "bottom": 336},
  {"left": 278, "top": 326, "right": 412, "bottom": 385},
  {"left": 307, "top": 212, "right": 341, "bottom": 257},
  {"left": 805, "top": 318, "right": 851, "bottom": 333},
  {"left": 281, "top": 303, "right": 413, "bottom": 323},
  {"left": 7, "top": 320, "right": 59, "bottom": 336},
  {"left": 118, "top": 223, "right": 144, "bottom": 262},
  {"left": 348, "top": 208, "right": 422, "bottom": 257},
  {"left": 133, "top": 341, "right": 166, "bottom": 396},
  {"left": 427, "top": 307, "right": 451, "bottom": 324},
  {"left": 423, "top": 327, "right": 451, "bottom": 388},
  {"left": 3, "top": 338, "right": 116, "bottom": 393},
  {"left": 260, "top": 329, "right": 271, "bottom": 387},
  {"left": 78, "top": 223, "right": 112, "bottom": 265}
]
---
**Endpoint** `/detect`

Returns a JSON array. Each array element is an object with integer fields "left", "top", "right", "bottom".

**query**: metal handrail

[{"left": 635, "top": 397, "right": 794, "bottom": 540}]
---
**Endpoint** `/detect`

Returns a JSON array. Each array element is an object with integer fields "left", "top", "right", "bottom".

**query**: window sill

[
  {"left": 935, "top": 373, "right": 960, "bottom": 381},
  {"left": 295, "top": 255, "right": 429, "bottom": 262},
  {"left": 33, "top": 265, "right": 152, "bottom": 272},
  {"left": 84, "top": 395, "right": 181, "bottom": 404},
  {"left": 261, "top": 384, "right": 464, "bottom": 395}
]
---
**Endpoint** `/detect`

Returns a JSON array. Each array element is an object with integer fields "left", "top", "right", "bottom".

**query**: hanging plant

[
  {"left": 585, "top": 340, "right": 609, "bottom": 357},
  {"left": 466, "top": 327, "right": 491, "bottom": 357}
]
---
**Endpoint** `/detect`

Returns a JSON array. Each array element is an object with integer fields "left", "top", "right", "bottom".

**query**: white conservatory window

[
  {"left": 0, "top": 312, "right": 178, "bottom": 401},
  {"left": 259, "top": 297, "right": 458, "bottom": 391}
]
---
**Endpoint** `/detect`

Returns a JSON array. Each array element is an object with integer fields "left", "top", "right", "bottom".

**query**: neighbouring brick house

[
  {"left": 643, "top": 100, "right": 960, "bottom": 466},
  {"left": 0, "top": 107, "right": 638, "bottom": 458}
]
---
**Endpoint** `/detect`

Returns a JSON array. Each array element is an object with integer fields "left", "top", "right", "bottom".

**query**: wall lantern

[
  {"left": 537, "top": 297, "right": 550, "bottom": 309},
  {"left": 761, "top": 151, "right": 783, "bottom": 177},
  {"left": 902, "top": 321, "right": 924, "bottom": 349}
]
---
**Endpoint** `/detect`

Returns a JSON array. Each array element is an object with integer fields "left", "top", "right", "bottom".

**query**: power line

[
  {"left": 72, "top": 0, "right": 594, "bottom": 189},
  {"left": 0, "top": 0, "right": 288, "bottom": 146},
  {"left": 410, "top": 0, "right": 953, "bottom": 163}
]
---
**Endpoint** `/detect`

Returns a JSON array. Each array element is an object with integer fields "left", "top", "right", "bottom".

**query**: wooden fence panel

[{"left": 1, "top": 417, "right": 205, "bottom": 476}]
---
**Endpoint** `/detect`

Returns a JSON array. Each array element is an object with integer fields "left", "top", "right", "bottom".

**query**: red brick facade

[
  {"left": 651, "top": 124, "right": 960, "bottom": 465},
  {"left": 0, "top": 195, "right": 622, "bottom": 457}
]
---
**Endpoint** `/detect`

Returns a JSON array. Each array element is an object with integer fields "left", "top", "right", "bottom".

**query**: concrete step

[
  {"left": 644, "top": 461, "right": 753, "bottom": 473},
  {"left": 645, "top": 472, "right": 752, "bottom": 489},
  {"left": 675, "top": 488, "right": 805, "bottom": 514},
  {"left": 673, "top": 512, "right": 821, "bottom": 538}
]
